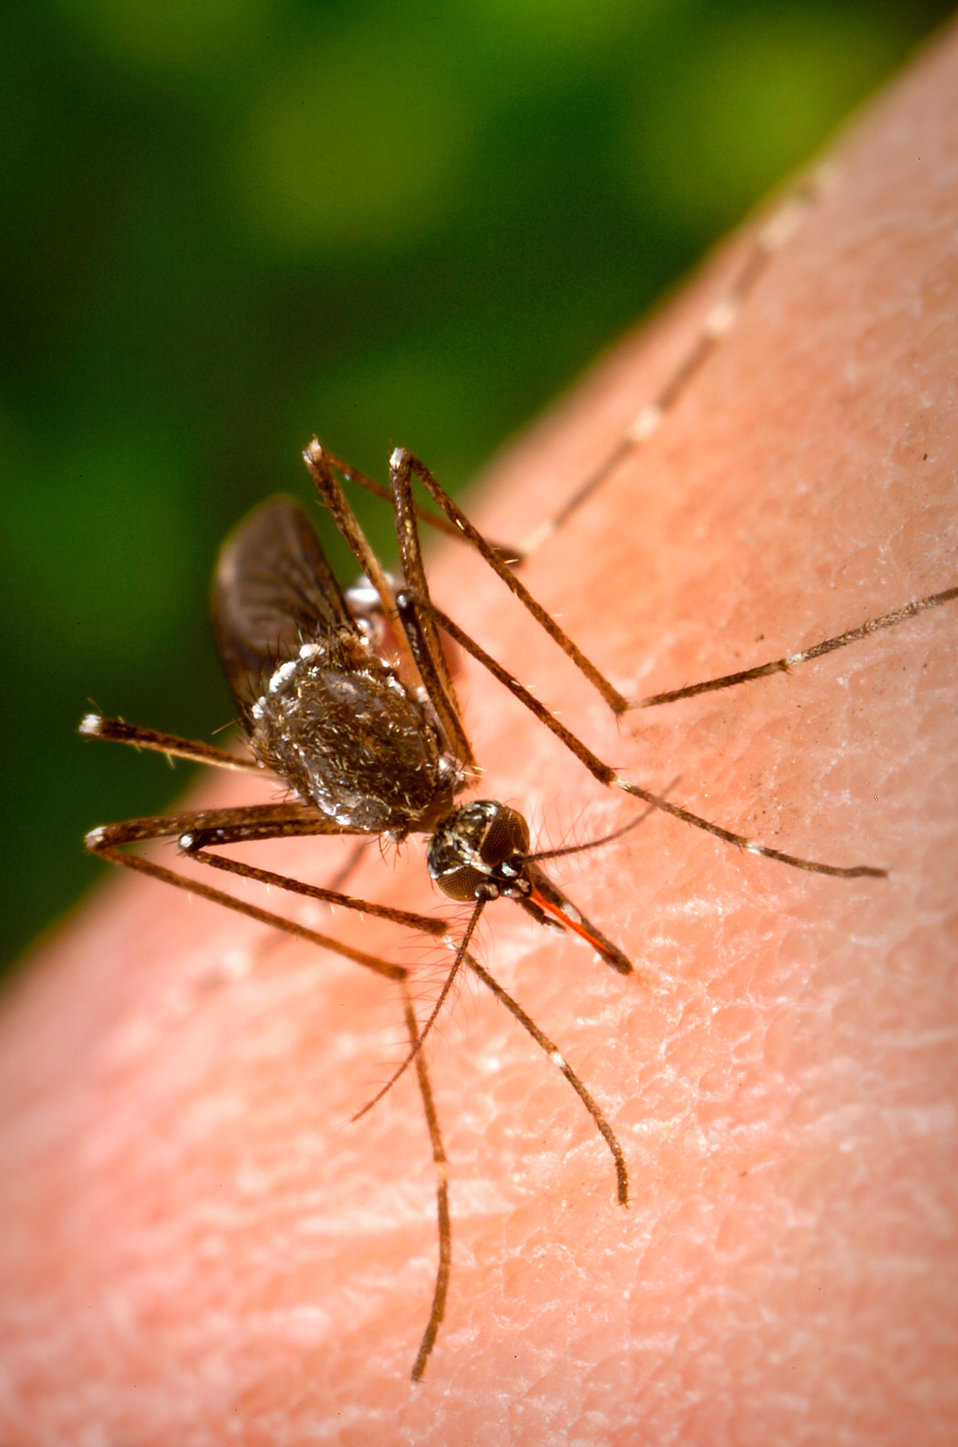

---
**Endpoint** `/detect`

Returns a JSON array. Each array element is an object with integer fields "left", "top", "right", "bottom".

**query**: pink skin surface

[{"left": 2, "top": 25, "right": 957, "bottom": 1447}]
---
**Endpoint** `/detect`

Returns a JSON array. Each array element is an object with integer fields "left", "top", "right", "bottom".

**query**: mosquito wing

[{"left": 212, "top": 496, "right": 353, "bottom": 725}]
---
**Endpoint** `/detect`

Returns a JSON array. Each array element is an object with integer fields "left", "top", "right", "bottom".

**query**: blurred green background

[{"left": 2, "top": 0, "right": 952, "bottom": 973}]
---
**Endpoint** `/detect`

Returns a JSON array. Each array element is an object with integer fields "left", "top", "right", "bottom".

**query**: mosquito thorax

[
  {"left": 427, "top": 800, "right": 532, "bottom": 903},
  {"left": 249, "top": 635, "right": 457, "bottom": 833}
]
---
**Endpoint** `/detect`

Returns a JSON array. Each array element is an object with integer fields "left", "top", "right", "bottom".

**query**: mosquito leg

[
  {"left": 400, "top": 981, "right": 452, "bottom": 1382},
  {"left": 383, "top": 579, "right": 475, "bottom": 770},
  {"left": 302, "top": 440, "right": 404, "bottom": 642},
  {"left": 88, "top": 811, "right": 456, "bottom": 1381},
  {"left": 385, "top": 447, "right": 475, "bottom": 766},
  {"left": 465, "top": 952, "right": 629, "bottom": 1207},
  {"left": 388, "top": 937, "right": 631, "bottom": 1378},
  {"left": 518, "top": 168, "right": 836, "bottom": 559},
  {"left": 185, "top": 844, "right": 445, "bottom": 935},
  {"left": 88, "top": 800, "right": 364, "bottom": 846},
  {"left": 319, "top": 446, "right": 519, "bottom": 563},
  {"left": 319, "top": 448, "right": 464, "bottom": 545},
  {"left": 357, "top": 178, "right": 848, "bottom": 734},
  {"left": 86, "top": 807, "right": 445, "bottom": 942},
  {"left": 388, "top": 462, "right": 958, "bottom": 736},
  {"left": 86, "top": 831, "right": 407, "bottom": 981},
  {"left": 629, "top": 585, "right": 958, "bottom": 708},
  {"left": 352, "top": 900, "right": 486, "bottom": 1122},
  {"left": 302, "top": 439, "right": 475, "bottom": 767},
  {"left": 389, "top": 447, "right": 459, "bottom": 709},
  {"left": 80, "top": 714, "right": 260, "bottom": 772},
  {"left": 390, "top": 448, "right": 630, "bottom": 716},
  {"left": 403, "top": 592, "right": 889, "bottom": 879}
]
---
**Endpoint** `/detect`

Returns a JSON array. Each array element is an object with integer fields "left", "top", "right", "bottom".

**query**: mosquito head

[{"left": 427, "top": 800, "right": 532, "bottom": 904}]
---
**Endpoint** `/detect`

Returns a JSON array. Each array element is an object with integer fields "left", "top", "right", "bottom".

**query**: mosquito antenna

[
  {"left": 350, "top": 898, "right": 487, "bottom": 1122},
  {"left": 529, "top": 788, "right": 674, "bottom": 866}
]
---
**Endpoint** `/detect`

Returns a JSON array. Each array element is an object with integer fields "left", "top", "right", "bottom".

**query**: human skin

[{"left": 2, "top": 25, "right": 957, "bottom": 1447}]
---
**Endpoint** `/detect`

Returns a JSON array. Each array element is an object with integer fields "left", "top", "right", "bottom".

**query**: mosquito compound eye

[
  {"left": 477, "top": 803, "right": 530, "bottom": 868},
  {"left": 427, "top": 800, "right": 532, "bottom": 901},
  {"left": 433, "top": 861, "right": 490, "bottom": 902}
]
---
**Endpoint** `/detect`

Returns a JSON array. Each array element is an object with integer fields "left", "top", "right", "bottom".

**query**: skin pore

[{"left": 1, "top": 22, "right": 956, "bottom": 1446}]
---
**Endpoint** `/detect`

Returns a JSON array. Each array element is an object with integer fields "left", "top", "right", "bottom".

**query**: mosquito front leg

[
  {"left": 465, "top": 952, "right": 629, "bottom": 1207},
  {"left": 399, "top": 983, "right": 452, "bottom": 1382},
  {"left": 390, "top": 447, "right": 630, "bottom": 716},
  {"left": 372, "top": 929, "right": 631, "bottom": 1378}
]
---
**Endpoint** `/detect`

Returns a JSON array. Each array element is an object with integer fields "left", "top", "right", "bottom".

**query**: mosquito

[
  {"left": 79, "top": 178, "right": 957, "bottom": 1383},
  {"left": 80, "top": 432, "right": 957, "bottom": 1378}
]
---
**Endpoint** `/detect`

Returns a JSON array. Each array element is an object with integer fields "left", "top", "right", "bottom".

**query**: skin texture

[{"left": 2, "top": 25, "right": 957, "bottom": 1447}]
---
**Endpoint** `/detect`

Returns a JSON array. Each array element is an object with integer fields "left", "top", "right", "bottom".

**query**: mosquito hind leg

[
  {"left": 388, "top": 446, "right": 630, "bottom": 715},
  {"left": 516, "top": 167, "right": 838, "bottom": 559},
  {"left": 387, "top": 454, "right": 958, "bottom": 745}
]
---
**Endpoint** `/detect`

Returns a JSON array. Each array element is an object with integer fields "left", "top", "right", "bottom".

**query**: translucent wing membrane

[{"left": 212, "top": 496, "right": 353, "bottom": 723}]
